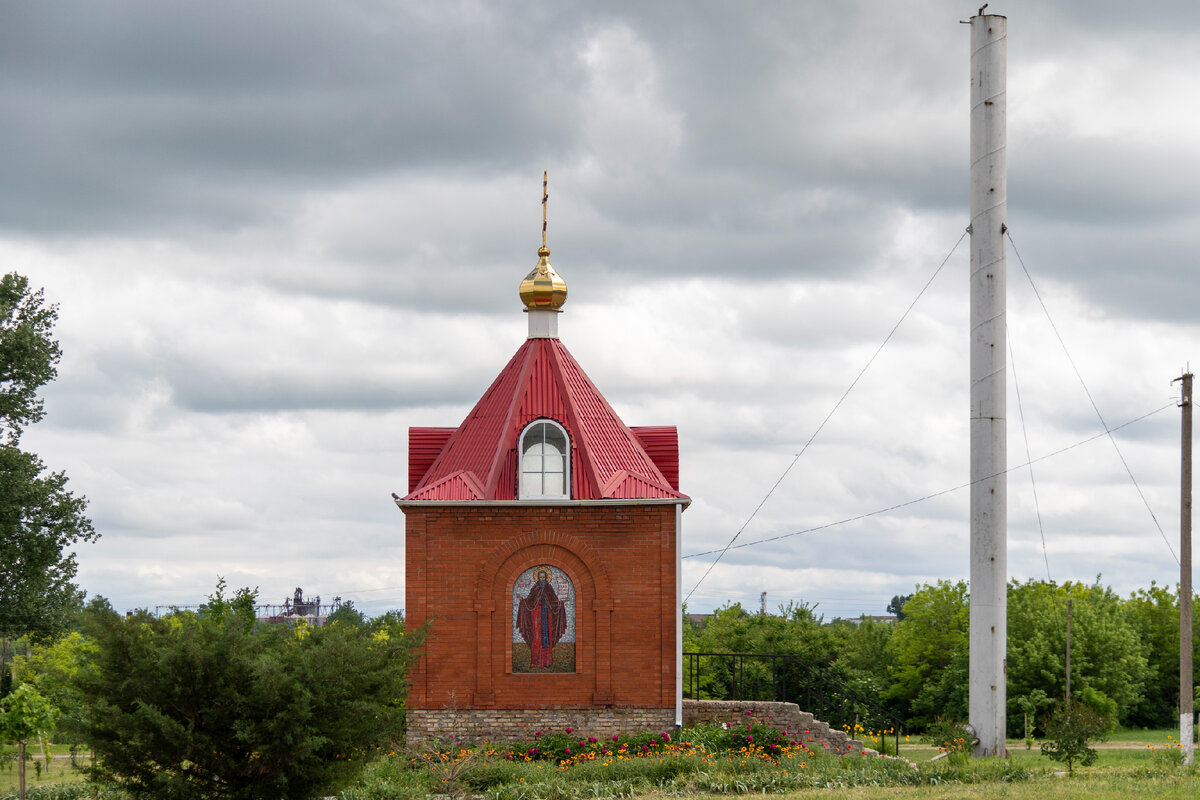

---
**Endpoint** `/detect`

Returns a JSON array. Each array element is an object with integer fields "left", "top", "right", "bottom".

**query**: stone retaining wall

[{"left": 682, "top": 699, "right": 863, "bottom": 755}]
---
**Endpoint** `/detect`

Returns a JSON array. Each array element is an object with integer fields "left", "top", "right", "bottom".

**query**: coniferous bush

[{"left": 70, "top": 582, "right": 422, "bottom": 800}]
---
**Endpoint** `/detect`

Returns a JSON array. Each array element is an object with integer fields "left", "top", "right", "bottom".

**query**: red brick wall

[{"left": 404, "top": 504, "right": 679, "bottom": 713}]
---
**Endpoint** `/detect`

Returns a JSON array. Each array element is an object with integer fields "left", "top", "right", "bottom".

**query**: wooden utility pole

[{"left": 1176, "top": 371, "right": 1194, "bottom": 765}]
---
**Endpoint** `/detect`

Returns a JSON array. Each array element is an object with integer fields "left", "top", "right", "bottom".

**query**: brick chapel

[{"left": 396, "top": 188, "right": 689, "bottom": 742}]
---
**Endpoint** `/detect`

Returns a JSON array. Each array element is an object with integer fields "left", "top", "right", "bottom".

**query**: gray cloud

[
  {"left": 4, "top": 1, "right": 1198, "bottom": 615},
  {"left": 1, "top": 1, "right": 586, "bottom": 235}
]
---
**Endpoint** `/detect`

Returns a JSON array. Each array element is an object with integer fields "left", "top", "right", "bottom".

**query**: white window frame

[{"left": 518, "top": 419, "right": 570, "bottom": 500}]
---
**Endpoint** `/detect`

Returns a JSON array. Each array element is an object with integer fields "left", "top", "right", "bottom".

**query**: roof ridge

[
  {"left": 481, "top": 340, "right": 538, "bottom": 497},
  {"left": 417, "top": 343, "right": 530, "bottom": 487},
  {"left": 546, "top": 339, "right": 602, "bottom": 498},
  {"left": 550, "top": 340, "right": 675, "bottom": 490}
]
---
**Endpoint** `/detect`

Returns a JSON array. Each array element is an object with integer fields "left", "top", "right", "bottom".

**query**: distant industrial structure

[
  {"left": 258, "top": 587, "right": 342, "bottom": 626},
  {"left": 152, "top": 587, "right": 344, "bottom": 626}
]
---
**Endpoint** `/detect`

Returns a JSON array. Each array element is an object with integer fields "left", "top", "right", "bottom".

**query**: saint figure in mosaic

[{"left": 516, "top": 568, "right": 568, "bottom": 669}]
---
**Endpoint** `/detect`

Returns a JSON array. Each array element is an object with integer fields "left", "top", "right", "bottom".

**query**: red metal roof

[
  {"left": 405, "top": 338, "right": 686, "bottom": 501},
  {"left": 407, "top": 427, "right": 456, "bottom": 494},
  {"left": 629, "top": 426, "right": 680, "bottom": 492}
]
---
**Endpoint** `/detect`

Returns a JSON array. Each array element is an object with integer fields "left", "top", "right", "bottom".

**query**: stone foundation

[{"left": 407, "top": 708, "right": 675, "bottom": 744}]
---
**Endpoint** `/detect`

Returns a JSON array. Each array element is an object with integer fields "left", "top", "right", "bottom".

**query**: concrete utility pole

[
  {"left": 968, "top": 9, "right": 1008, "bottom": 758},
  {"left": 1176, "top": 371, "right": 1194, "bottom": 765}
]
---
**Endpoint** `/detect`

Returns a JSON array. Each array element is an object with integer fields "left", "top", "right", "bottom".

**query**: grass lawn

[
  {"left": 331, "top": 723, "right": 1199, "bottom": 800},
  {"left": 0, "top": 729, "right": 1194, "bottom": 799},
  {"left": 895, "top": 726, "right": 1189, "bottom": 760},
  {"left": 767, "top": 771, "right": 1200, "bottom": 799},
  {"left": 1103, "top": 726, "right": 1198, "bottom": 744},
  {"left": 0, "top": 745, "right": 90, "bottom": 795},
  {"left": 338, "top": 750, "right": 1199, "bottom": 800}
]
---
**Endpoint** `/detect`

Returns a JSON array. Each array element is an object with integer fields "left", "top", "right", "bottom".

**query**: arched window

[{"left": 519, "top": 419, "right": 569, "bottom": 499}]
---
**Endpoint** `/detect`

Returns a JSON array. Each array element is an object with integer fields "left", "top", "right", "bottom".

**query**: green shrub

[
  {"left": 72, "top": 581, "right": 423, "bottom": 800},
  {"left": 1040, "top": 699, "right": 1111, "bottom": 776}
]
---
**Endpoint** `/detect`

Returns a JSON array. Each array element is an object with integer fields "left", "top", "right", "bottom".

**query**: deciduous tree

[
  {"left": 884, "top": 580, "right": 969, "bottom": 728},
  {"left": 1040, "top": 698, "right": 1110, "bottom": 776},
  {"left": 0, "top": 273, "right": 60, "bottom": 441},
  {"left": 0, "top": 273, "right": 95, "bottom": 641},
  {"left": 886, "top": 593, "right": 912, "bottom": 622},
  {"left": 0, "top": 682, "right": 59, "bottom": 800},
  {"left": 1006, "top": 578, "right": 1148, "bottom": 734},
  {"left": 1122, "top": 582, "right": 1200, "bottom": 728},
  {"left": 0, "top": 446, "right": 95, "bottom": 640}
]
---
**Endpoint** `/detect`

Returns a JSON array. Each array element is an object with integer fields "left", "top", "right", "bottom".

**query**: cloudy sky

[{"left": 3, "top": 1, "right": 1196, "bottom": 618}]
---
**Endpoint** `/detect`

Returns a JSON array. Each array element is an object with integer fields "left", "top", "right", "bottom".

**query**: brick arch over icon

[{"left": 472, "top": 530, "right": 615, "bottom": 706}]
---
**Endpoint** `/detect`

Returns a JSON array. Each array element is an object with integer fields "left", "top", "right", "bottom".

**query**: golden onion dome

[{"left": 519, "top": 245, "right": 568, "bottom": 311}]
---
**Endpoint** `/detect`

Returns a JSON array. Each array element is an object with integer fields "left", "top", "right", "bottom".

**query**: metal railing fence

[{"left": 684, "top": 651, "right": 903, "bottom": 755}]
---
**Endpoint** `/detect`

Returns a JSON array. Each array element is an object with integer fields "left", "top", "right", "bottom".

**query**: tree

[
  {"left": 0, "top": 273, "right": 96, "bottom": 641},
  {"left": 0, "top": 682, "right": 60, "bottom": 800},
  {"left": 0, "top": 446, "right": 95, "bottom": 640},
  {"left": 1006, "top": 579, "right": 1148, "bottom": 734},
  {"left": 73, "top": 581, "right": 424, "bottom": 800},
  {"left": 824, "top": 615, "right": 902, "bottom": 723},
  {"left": 0, "top": 273, "right": 60, "bottom": 441},
  {"left": 887, "top": 593, "right": 912, "bottom": 622},
  {"left": 326, "top": 600, "right": 367, "bottom": 627},
  {"left": 1123, "top": 582, "right": 1200, "bottom": 728},
  {"left": 1039, "top": 699, "right": 1110, "bottom": 776},
  {"left": 12, "top": 629, "right": 97, "bottom": 752},
  {"left": 682, "top": 601, "right": 835, "bottom": 701},
  {"left": 884, "top": 580, "right": 969, "bottom": 728}
]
